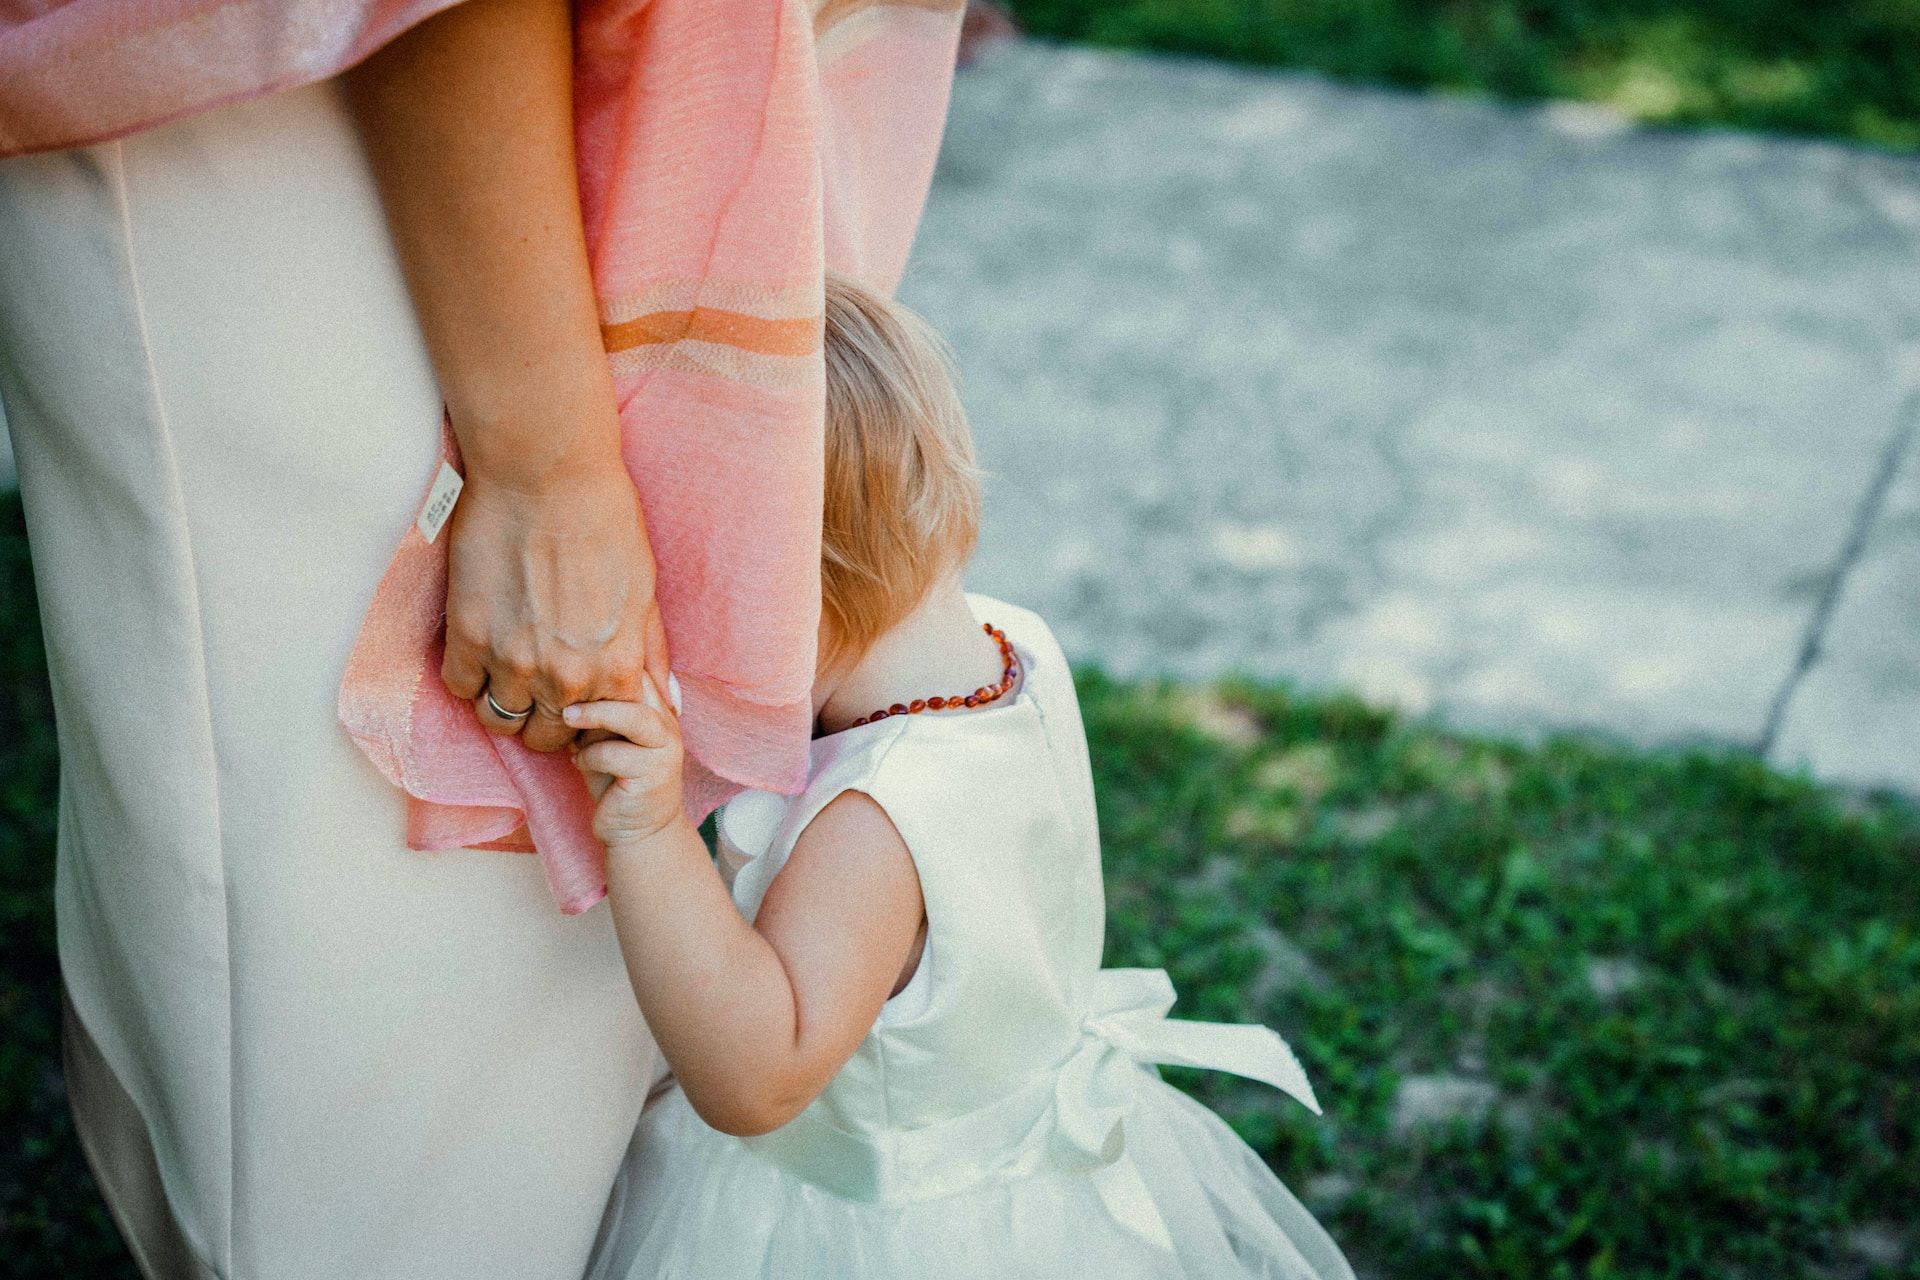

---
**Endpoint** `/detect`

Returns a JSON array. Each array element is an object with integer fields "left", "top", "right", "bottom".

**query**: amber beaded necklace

[{"left": 846, "top": 622, "right": 1020, "bottom": 729}]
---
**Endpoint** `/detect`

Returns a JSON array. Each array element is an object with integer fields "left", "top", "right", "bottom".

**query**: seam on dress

[
  {"left": 106, "top": 138, "right": 238, "bottom": 1280},
  {"left": 1000, "top": 616, "right": 1101, "bottom": 963},
  {"left": 871, "top": 990, "right": 899, "bottom": 1132}
]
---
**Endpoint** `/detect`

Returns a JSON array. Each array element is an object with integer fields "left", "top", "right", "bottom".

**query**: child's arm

[{"left": 566, "top": 688, "right": 925, "bottom": 1137}]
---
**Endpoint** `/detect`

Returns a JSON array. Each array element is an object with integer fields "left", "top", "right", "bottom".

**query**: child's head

[{"left": 819, "top": 272, "right": 981, "bottom": 673}]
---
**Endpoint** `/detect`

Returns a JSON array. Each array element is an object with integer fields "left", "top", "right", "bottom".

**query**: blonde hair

[{"left": 820, "top": 272, "right": 981, "bottom": 672}]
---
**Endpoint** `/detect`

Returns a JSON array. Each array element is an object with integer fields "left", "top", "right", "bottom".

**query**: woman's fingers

[
  {"left": 519, "top": 701, "right": 575, "bottom": 753},
  {"left": 474, "top": 673, "right": 536, "bottom": 735},
  {"left": 641, "top": 600, "right": 672, "bottom": 702},
  {"left": 441, "top": 638, "right": 487, "bottom": 702},
  {"left": 524, "top": 637, "right": 644, "bottom": 752}
]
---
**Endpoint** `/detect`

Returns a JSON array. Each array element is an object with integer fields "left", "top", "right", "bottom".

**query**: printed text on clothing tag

[{"left": 417, "top": 461, "right": 464, "bottom": 543}]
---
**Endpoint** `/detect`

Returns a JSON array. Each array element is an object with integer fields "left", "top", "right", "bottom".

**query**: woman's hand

[
  {"left": 343, "top": 0, "right": 667, "bottom": 751},
  {"left": 440, "top": 450, "right": 669, "bottom": 752}
]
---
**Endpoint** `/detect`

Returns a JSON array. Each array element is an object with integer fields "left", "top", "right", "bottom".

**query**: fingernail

[
  {"left": 666, "top": 672, "right": 683, "bottom": 713},
  {"left": 563, "top": 705, "right": 581, "bottom": 725},
  {"left": 640, "top": 681, "right": 661, "bottom": 711}
]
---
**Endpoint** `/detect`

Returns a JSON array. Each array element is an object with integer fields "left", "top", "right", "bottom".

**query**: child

[{"left": 568, "top": 276, "right": 1357, "bottom": 1279}]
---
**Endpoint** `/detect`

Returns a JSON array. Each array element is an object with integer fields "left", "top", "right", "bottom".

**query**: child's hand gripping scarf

[{"left": 0, "top": 0, "right": 964, "bottom": 913}]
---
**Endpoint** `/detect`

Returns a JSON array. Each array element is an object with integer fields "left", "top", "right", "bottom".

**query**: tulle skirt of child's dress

[{"left": 586, "top": 1070, "right": 1356, "bottom": 1280}]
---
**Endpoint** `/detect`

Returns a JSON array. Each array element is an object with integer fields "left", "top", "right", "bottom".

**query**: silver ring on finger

[{"left": 484, "top": 689, "right": 534, "bottom": 722}]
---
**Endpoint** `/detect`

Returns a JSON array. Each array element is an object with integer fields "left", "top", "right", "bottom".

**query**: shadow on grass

[{"left": 1, "top": 494, "right": 134, "bottom": 1275}]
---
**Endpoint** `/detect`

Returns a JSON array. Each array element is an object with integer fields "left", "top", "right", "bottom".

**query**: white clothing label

[{"left": 416, "top": 461, "right": 464, "bottom": 543}]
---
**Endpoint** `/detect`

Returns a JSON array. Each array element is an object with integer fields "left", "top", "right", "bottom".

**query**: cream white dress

[
  {"left": 587, "top": 596, "right": 1356, "bottom": 1280},
  {"left": 0, "top": 80, "right": 650, "bottom": 1278}
]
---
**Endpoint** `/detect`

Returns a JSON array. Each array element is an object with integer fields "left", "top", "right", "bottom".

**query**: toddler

[{"left": 569, "top": 276, "right": 1357, "bottom": 1279}]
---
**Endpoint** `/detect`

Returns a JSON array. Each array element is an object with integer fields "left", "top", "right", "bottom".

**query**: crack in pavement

[{"left": 1757, "top": 386, "right": 1920, "bottom": 755}]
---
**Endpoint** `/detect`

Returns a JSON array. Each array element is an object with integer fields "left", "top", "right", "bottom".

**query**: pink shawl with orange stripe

[{"left": 0, "top": 0, "right": 962, "bottom": 912}]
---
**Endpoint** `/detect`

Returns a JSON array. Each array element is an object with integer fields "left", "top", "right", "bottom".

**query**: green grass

[
  {"left": 4, "top": 486, "right": 1917, "bottom": 1275},
  {"left": 1085, "top": 674, "right": 1920, "bottom": 1278},
  {"left": 1000, "top": 0, "right": 1920, "bottom": 150}
]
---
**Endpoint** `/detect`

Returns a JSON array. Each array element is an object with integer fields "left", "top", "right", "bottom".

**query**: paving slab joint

[{"left": 1757, "top": 388, "right": 1920, "bottom": 755}]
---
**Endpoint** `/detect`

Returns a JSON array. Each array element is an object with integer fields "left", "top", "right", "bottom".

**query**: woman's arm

[
  {"left": 342, "top": 0, "right": 667, "bottom": 751},
  {"left": 567, "top": 693, "right": 926, "bottom": 1137}
]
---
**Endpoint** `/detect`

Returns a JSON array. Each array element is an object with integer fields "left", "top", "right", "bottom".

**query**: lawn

[
  {"left": 1085, "top": 673, "right": 1919, "bottom": 1278},
  {"left": 998, "top": 0, "right": 1920, "bottom": 151},
  {"left": 3, "top": 487, "right": 1918, "bottom": 1276}
]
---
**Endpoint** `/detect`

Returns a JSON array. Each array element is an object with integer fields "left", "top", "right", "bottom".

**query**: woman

[{"left": 0, "top": 0, "right": 960, "bottom": 1275}]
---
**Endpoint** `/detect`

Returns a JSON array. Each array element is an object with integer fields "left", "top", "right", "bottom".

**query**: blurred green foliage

[
  {"left": 4, "top": 489, "right": 1918, "bottom": 1275},
  {"left": 1000, "top": 0, "right": 1920, "bottom": 149}
]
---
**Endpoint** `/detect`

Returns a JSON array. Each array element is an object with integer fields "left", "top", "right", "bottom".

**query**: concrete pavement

[{"left": 899, "top": 41, "right": 1919, "bottom": 795}]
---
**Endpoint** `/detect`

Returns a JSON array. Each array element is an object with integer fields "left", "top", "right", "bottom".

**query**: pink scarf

[{"left": 0, "top": 0, "right": 962, "bottom": 912}]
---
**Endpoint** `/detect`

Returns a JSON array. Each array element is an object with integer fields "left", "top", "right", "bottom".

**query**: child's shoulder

[
  {"left": 724, "top": 596, "right": 1083, "bottom": 876},
  {"left": 855, "top": 599, "right": 1090, "bottom": 852},
  {"left": 964, "top": 592, "right": 1064, "bottom": 673}
]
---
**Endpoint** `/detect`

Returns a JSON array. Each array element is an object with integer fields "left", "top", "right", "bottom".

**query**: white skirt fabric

[
  {"left": 0, "top": 80, "right": 652, "bottom": 1278},
  {"left": 589, "top": 1074, "right": 1354, "bottom": 1280}
]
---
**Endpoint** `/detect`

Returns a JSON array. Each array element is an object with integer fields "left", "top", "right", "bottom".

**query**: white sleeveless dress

[{"left": 587, "top": 596, "right": 1356, "bottom": 1280}]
